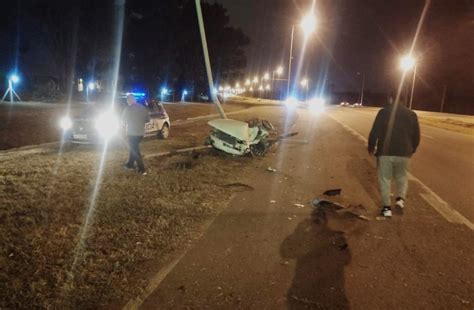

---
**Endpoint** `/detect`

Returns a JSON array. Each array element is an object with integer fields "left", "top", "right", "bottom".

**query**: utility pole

[
  {"left": 286, "top": 24, "right": 295, "bottom": 99},
  {"left": 440, "top": 84, "right": 447, "bottom": 113},
  {"left": 409, "top": 64, "right": 417, "bottom": 110},
  {"left": 195, "top": 0, "right": 226, "bottom": 118}
]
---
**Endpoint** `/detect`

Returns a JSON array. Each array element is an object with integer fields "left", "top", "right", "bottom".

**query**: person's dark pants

[{"left": 126, "top": 135, "right": 145, "bottom": 172}]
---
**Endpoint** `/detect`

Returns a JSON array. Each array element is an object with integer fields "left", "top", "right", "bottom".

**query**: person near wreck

[
  {"left": 122, "top": 94, "right": 150, "bottom": 175},
  {"left": 368, "top": 96, "right": 420, "bottom": 217}
]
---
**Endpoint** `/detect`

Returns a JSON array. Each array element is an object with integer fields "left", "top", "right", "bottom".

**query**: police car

[{"left": 59, "top": 93, "right": 170, "bottom": 143}]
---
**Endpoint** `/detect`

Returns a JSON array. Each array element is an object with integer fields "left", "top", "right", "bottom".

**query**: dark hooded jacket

[{"left": 368, "top": 104, "right": 420, "bottom": 157}]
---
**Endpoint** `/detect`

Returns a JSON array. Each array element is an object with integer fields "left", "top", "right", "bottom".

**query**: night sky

[{"left": 213, "top": 0, "right": 473, "bottom": 94}]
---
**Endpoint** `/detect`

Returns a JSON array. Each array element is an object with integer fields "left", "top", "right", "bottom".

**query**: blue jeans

[
  {"left": 377, "top": 156, "right": 409, "bottom": 206},
  {"left": 126, "top": 135, "right": 145, "bottom": 172}
]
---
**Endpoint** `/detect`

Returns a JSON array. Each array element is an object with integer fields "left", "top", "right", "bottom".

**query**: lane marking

[
  {"left": 421, "top": 134, "right": 434, "bottom": 139},
  {"left": 326, "top": 113, "right": 473, "bottom": 230}
]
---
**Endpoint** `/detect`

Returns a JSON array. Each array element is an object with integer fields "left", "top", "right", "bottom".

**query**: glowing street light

[
  {"left": 245, "top": 79, "right": 251, "bottom": 86},
  {"left": 400, "top": 55, "right": 416, "bottom": 71},
  {"left": 10, "top": 74, "right": 19, "bottom": 84},
  {"left": 400, "top": 54, "right": 418, "bottom": 109},
  {"left": 301, "top": 13, "right": 317, "bottom": 38},
  {"left": 263, "top": 72, "right": 270, "bottom": 80},
  {"left": 300, "top": 78, "right": 309, "bottom": 87},
  {"left": 253, "top": 76, "right": 259, "bottom": 84},
  {"left": 287, "top": 9, "right": 317, "bottom": 99},
  {"left": 265, "top": 85, "right": 271, "bottom": 90},
  {"left": 1, "top": 73, "right": 22, "bottom": 102},
  {"left": 235, "top": 82, "right": 240, "bottom": 88}
]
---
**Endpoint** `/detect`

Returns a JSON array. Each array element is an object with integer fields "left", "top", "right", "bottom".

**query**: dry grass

[
  {"left": 0, "top": 124, "right": 254, "bottom": 309},
  {"left": 418, "top": 116, "right": 474, "bottom": 135}
]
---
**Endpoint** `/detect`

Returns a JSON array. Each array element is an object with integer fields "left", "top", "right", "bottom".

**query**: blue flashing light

[
  {"left": 161, "top": 87, "right": 169, "bottom": 95},
  {"left": 88, "top": 82, "right": 95, "bottom": 90},
  {"left": 126, "top": 92, "right": 146, "bottom": 97},
  {"left": 183, "top": 90, "right": 188, "bottom": 96},
  {"left": 10, "top": 74, "right": 20, "bottom": 84}
]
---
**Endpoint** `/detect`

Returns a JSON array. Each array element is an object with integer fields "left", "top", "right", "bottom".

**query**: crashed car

[
  {"left": 207, "top": 118, "right": 275, "bottom": 156},
  {"left": 60, "top": 93, "right": 170, "bottom": 143}
]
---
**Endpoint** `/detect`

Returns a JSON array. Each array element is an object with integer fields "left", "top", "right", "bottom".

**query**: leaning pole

[{"left": 195, "top": 0, "right": 227, "bottom": 119}]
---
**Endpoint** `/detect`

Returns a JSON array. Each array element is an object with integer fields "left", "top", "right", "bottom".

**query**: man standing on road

[
  {"left": 122, "top": 94, "right": 150, "bottom": 175},
  {"left": 368, "top": 98, "right": 420, "bottom": 217}
]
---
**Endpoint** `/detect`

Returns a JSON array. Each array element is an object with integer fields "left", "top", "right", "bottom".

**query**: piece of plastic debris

[
  {"left": 311, "top": 199, "right": 345, "bottom": 210},
  {"left": 323, "top": 188, "right": 342, "bottom": 196},
  {"left": 287, "top": 217, "right": 293, "bottom": 221},
  {"left": 294, "top": 203, "right": 305, "bottom": 208},
  {"left": 376, "top": 216, "right": 387, "bottom": 221},
  {"left": 270, "top": 200, "right": 276, "bottom": 203},
  {"left": 267, "top": 167, "right": 277, "bottom": 172},
  {"left": 357, "top": 215, "right": 370, "bottom": 221}
]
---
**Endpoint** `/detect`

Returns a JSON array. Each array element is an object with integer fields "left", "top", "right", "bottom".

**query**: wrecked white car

[{"left": 207, "top": 118, "right": 275, "bottom": 156}]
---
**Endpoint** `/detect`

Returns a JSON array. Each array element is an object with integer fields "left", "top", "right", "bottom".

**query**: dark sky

[{"left": 212, "top": 0, "right": 473, "bottom": 95}]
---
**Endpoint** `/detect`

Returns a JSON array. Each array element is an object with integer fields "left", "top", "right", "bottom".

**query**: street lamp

[
  {"left": 287, "top": 11, "right": 317, "bottom": 99},
  {"left": 1, "top": 73, "right": 21, "bottom": 103},
  {"left": 301, "top": 13, "right": 317, "bottom": 39},
  {"left": 272, "top": 66, "right": 284, "bottom": 99},
  {"left": 357, "top": 72, "right": 365, "bottom": 106},
  {"left": 301, "top": 78, "right": 309, "bottom": 101},
  {"left": 400, "top": 54, "right": 417, "bottom": 109}
]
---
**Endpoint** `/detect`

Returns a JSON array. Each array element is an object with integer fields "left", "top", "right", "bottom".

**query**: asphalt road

[
  {"left": 135, "top": 105, "right": 473, "bottom": 309},
  {"left": 327, "top": 106, "right": 474, "bottom": 222}
]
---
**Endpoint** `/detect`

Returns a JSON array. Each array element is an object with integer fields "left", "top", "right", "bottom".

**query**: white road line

[
  {"left": 326, "top": 113, "right": 473, "bottom": 231},
  {"left": 421, "top": 134, "right": 434, "bottom": 139}
]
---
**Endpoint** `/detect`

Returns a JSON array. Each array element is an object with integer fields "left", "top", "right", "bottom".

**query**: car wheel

[{"left": 158, "top": 123, "right": 170, "bottom": 139}]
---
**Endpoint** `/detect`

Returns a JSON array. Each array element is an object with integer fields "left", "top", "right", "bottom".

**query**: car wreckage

[{"left": 207, "top": 118, "right": 276, "bottom": 156}]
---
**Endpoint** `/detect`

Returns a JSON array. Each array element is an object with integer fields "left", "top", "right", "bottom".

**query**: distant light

[
  {"left": 60, "top": 116, "right": 72, "bottom": 130},
  {"left": 245, "top": 79, "right": 251, "bottom": 85},
  {"left": 263, "top": 73, "right": 270, "bottom": 80},
  {"left": 235, "top": 82, "right": 240, "bottom": 88},
  {"left": 309, "top": 97, "right": 326, "bottom": 112},
  {"left": 400, "top": 55, "right": 416, "bottom": 71},
  {"left": 249, "top": 87, "right": 254, "bottom": 91},
  {"left": 218, "top": 86, "right": 224, "bottom": 91},
  {"left": 10, "top": 74, "right": 20, "bottom": 83},
  {"left": 276, "top": 66, "right": 283, "bottom": 75},
  {"left": 253, "top": 76, "right": 259, "bottom": 83},
  {"left": 88, "top": 82, "right": 95, "bottom": 90},
  {"left": 301, "top": 78, "right": 309, "bottom": 86},
  {"left": 161, "top": 87, "right": 168, "bottom": 95},
  {"left": 183, "top": 90, "right": 188, "bottom": 96},
  {"left": 258, "top": 85, "right": 264, "bottom": 91},
  {"left": 285, "top": 97, "right": 299, "bottom": 106},
  {"left": 265, "top": 85, "right": 271, "bottom": 90}
]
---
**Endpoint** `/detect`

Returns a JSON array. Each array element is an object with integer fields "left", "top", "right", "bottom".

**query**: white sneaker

[
  {"left": 382, "top": 206, "right": 392, "bottom": 217},
  {"left": 396, "top": 198, "right": 405, "bottom": 209}
]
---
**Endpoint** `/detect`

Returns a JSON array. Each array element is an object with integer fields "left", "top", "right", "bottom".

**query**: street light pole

[
  {"left": 287, "top": 24, "right": 295, "bottom": 99},
  {"left": 409, "top": 64, "right": 417, "bottom": 110},
  {"left": 195, "top": 0, "right": 226, "bottom": 118},
  {"left": 359, "top": 73, "right": 365, "bottom": 106}
]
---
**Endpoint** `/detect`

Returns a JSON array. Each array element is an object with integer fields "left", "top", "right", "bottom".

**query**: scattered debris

[
  {"left": 267, "top": 167, "right": 277, "bottom": 172},
  {"left": 293, "top": 203, "right": 305, "bottom": 208},
  {"left": 323, "top": 188, "right": 342, "bottom": 196},
  {"left": 376, "top": 216, "right": 387, "bottom": 221},
  {"left": 287, "top": 217, "right": 293, "bottom": 221},
  {"left": 311, "top": 199, "right": 345, "bottom": 210},
  {"left": 270, "top": 200, "right": 276, "bottom": 204}
]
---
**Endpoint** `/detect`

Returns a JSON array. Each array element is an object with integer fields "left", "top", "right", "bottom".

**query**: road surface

[
  {"left": 328, "top": 106, "right": 474, "bottom": 222},
  {"left": 132, "top": 105, "right": 473, "bottom": 309}
]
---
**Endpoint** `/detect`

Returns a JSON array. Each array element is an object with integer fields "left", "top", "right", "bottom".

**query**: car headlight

[
  {"left": 95, "top": 111, "right": 119, "bottom": 138},
  {"left": 60, "top": 116, "right": 72, "bottom": 130}
]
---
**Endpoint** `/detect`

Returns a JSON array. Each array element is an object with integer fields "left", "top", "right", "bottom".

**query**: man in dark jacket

[
  {"left": 368, "top": 98, "right": 420, "bottom": 217},
  {"left": 122, "top": 94, "right": 150, "bottom": 175}
]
